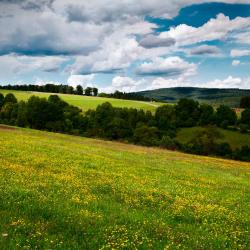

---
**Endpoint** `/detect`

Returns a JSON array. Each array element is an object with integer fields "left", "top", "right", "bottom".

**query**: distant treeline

[
  {"left": 0, "top": 84, "right": 98, "bottom": 96},
  {"left": 0, "top": 93, "right": 250, "bottom": 162},
  {"left": 99, "top": 90, "right": 158, "bottom": 102}
]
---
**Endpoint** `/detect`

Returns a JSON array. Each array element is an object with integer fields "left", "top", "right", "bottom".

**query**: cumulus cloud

[
  {"left": 160, "top": 14, "right": 250, "bottom": 46},
  {"left": 100, "top": 76, "right": 147, "bottom": 93},
  {"left": 67, "top": 74, "right": 95, "bottom": 88},
  {"left": 230, "top": 49, "right": 250, "bottom": 57},
  {"left": 149, "top": 75, "right": 245, "bottom": 89},
  {"left": 136, "top": 57, "right": 197, "bottom": 77}
]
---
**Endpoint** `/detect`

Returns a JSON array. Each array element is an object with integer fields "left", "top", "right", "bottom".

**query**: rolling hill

[
  {"left": 138, "top": 87, "right": 250, "bottom": 107},
  {"left": 0, "top": 125, "right": 249, "bottom": 249},
  {"left": 0, "top": 90, "right": 163, "bottom": 112}
]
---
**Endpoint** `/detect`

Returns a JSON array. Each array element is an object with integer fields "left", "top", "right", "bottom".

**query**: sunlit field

[
  {"left": 0, "top": 125, "right": 249, "bottom": 249},
  {"left": 0, "top": 90, "right": 163, "bottom": 112},
  {"left": 177, "top": 126, "right": 250, "bottom": 150}
]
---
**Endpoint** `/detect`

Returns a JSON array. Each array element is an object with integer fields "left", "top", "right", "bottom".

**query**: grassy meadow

[
  {"left": 177, "top": 127, "right": 250, "bottom": 150},
  {"left": 0, "top": 125, "right": 249, "bottom": 249},
  {"left": 0, "top": 90, "right": 163, "bottom": 112}
]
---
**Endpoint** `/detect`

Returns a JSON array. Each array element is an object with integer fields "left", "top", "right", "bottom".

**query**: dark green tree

[
  {"left": 92, "top": 88, "right": 98, "bottom": 96},
  {"left": 4, "top": 93, "right": 17, "bottom": 104},
  {"left": 0, "top": 93, "right": 4, "bottom": 108},
  {"left": 76, "top": 85, "right": 84, "bottom": 95},
  {"left": 240, "top": 96, "right": 250, "bottom": 108},
  {"left": 240, "top": 108, "right": 250, "bottom": 128},
  {"left": 85, "top": 87, "right": 92, "bottom": 96},
  {"left": 215, "top": 105, "right": 237, "bottom": 128}
]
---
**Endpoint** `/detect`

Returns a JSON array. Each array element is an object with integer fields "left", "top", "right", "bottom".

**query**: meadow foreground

[{"left": 0, "top": 126, "right": 249, "bottom": 249}]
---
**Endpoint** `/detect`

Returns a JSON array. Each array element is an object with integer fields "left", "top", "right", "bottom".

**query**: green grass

[
  {"left": 0, "top": 125, "right": 250, "bottom": 249},
  {"left": 177, "top": 126, "right": 250, "bottom": 150},
  {"left": 0, "top": 90, "right": 163, "bottom": 112}
]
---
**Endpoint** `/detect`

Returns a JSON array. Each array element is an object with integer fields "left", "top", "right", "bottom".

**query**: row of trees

[
  {"left": 0, "top": 93, "right": 249, "bottom": 161},
  {"left": 99, "top": 90, "right": 154, "bottom": 102},
  {"left": 0, "top": 84, "right": 98, "bottom": 96}
]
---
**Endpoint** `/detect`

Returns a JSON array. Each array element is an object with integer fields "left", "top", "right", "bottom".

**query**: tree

[
  {"left": 16, "top": 101, "right": 28, "bottom": 127},
  {"left": 133, "top": 125, "right": 159, "bottom": 146},
  {"left": 215, "top": 105, "right": 237, "bottom": 128},
  {"left": 0, "top": 93, "right": 4, "bottom": 108},
  {"left": 76, "top": 85, "right": 83, "bottom": 95},
  {"left": 92, "top": 88, "right": 98, "bottom": 96},
  {"left": 199, "top": 104, "right": 215, "bottom": 126},
  {"left": 155, "top": 105, "right": 176, "bottom": 131},
  {"left": 240, "top": 96, "right": 250, "bottom": 109},
  {"left": 240, "top": 108, "right": 250, "bottom": 128},
  {"left": 4, "top": 93, "right": 17, "bottom": 104},
  {"left": 187, "top": 126, "right": 223, "bottom": 155},
  {"left": 175, "top": 99, "right": 200, "bottom": 127},
  {"left": 85, "top": 87, "right": 92, "bottom": 96}
]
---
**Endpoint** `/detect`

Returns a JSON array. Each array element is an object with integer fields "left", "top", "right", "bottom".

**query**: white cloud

[
  {"left": 100, "top": 76, "right": 147, "bottom": 93},
  {"left": 160, "top": 14, "right": 250, "bottom": 46},
  {"left": 232, "top": 60, "right": 241, "bottom": 66},
  {"left": 67, "top": 74, "right": 95, "bottom": 88},
  {"left": 149, "top": 75, "right": 245, "bottom": 89},
  {"left": 230, "top": 49, "right": 250, "bottom": 57},
  {"left": 136, "top": 56, "right": 197, "bottom": 77}
]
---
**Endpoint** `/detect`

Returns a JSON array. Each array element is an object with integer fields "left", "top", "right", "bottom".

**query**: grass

[
  {"left": 177, "top": 126, "right": 250, "bottom": 150},
  {"left": 0, "top": 90, "right": 163, "bottom": 112},
  {"left": 0, "top": 125, "right": 250, "bottom": 249}
]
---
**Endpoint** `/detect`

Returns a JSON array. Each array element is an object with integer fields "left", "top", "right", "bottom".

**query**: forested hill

[{"left": 138, "top": 87, "right": 250, "bottom": 107}]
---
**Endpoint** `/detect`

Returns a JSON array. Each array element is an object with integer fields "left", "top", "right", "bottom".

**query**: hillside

[
  {"left": 177, "top": 127, "right": 250, "bottom": 150},
  {"left": 0, "top": 125, "right": 249, "bottom": 249},
  {"left": 0, "top": 90, "right": 163, "bottom": 112},
  {"left": 138, "top": 87, "right": 250, "bottom": 107}
]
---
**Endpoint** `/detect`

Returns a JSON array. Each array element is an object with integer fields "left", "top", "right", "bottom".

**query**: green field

[
  {"left": 0, "top": 125, "right": 249, "bottom": 249},
  {"left": 177, "top": 127, "right": 250, "bottom": 150},
  {"left": 0, "top": 90, "right": 163, "bottom": 112}
]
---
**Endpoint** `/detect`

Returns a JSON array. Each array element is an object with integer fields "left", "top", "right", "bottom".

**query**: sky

[{"left": 0, "top": 0, "right": 250, "bottom": 92}]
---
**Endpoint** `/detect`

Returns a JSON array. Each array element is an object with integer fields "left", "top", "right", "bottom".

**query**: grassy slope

[
  {"left": 0, "top": 125, "right": 249, "bottom": 249},
  {"left": 177, "top": 127, "right": 250, "bottom": 149},
  {"left": 0, "top": 90, "right": 163, "bottom": 112}
]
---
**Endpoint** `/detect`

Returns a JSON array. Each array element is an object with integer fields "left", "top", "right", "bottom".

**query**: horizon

[{"left": 0, "top": 1, "right": 250, "bottom": 92}]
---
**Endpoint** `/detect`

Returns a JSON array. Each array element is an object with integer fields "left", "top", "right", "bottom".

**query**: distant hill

[{"left": 138, "top": 87, "right": 250, "bottom": 107}]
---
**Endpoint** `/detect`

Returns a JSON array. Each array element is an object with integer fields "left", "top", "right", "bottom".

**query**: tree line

[
  {"left": 0, "top": 84, "right": 98, "bottom": 96},
  {"left": 99, "top": 90, "right": 158, "bottom": 102},
  {"left": 0, "top": 93, "right": 249, "bottom": 162}
]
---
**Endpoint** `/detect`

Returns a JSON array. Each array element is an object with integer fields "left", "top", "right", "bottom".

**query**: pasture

[
  {"left": 0, "top": 126, "right": 249, "bottom": 249},
  {"left": 177, "top": 126, "right": 250, "bottom": 150},
  {"left": 0, "top": 90, "right": 163, "bottom": 112}
]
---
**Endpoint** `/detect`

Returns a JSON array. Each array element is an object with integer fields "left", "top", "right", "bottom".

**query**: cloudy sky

[{"left": 0, "top": 0, "right": 250, "bottom": 92}]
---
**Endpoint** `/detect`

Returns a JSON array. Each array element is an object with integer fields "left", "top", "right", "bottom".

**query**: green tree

[
  {"left": 16, "top": 101, "right": 28, "bottom": 127},
  {"left": 240, "top": 96, "right": 250, "bottom": 108},
  {"left": 85, "top": 87, "right": 92, "bottom": 96},
  {"left": 0, "top": 93, "right": 4, "bottom": 108},
  {"left": 76, "top": 85, "right": 84, "bottom": 95},
  {"left": 92, "top": 88, "right": 98, "bottom": 96},
  {"left": 175, "top": 99, "right": 200, "bottom": 127},
  {"left": 4, "top": 93, "right": 17, "bottom": 104},
  {"left": 199, "top": 104, "right": 215, "bottom": 125},
  {"left": 240, "top": 108, "right": 250, "bottom": 128},
  {"left": 215, "top": 105, "right": 237, "bottom": 128},
  {"left": 133, "top": 125, "right": 159, "bottom": 146}
]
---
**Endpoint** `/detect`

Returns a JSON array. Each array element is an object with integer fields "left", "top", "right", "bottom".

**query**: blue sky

[{"left": 0, "top": 0, "right": 250, "bottom": 91}]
